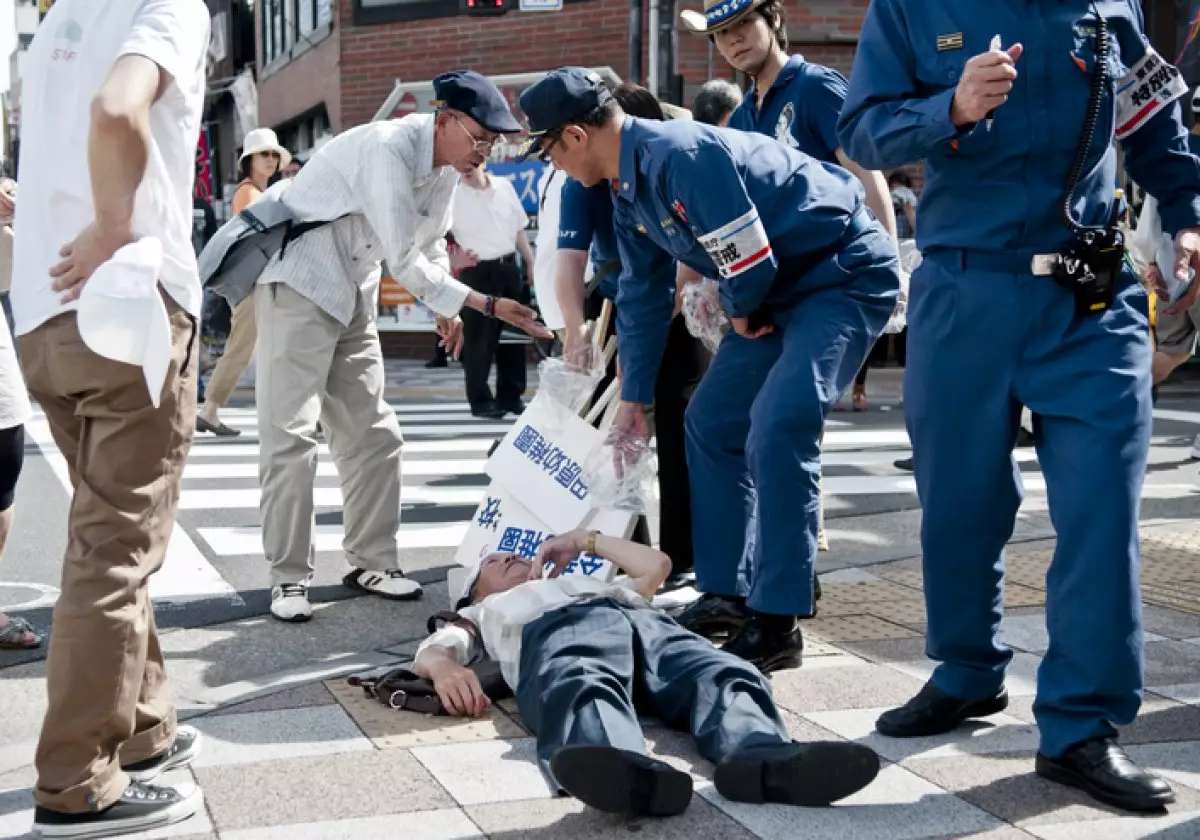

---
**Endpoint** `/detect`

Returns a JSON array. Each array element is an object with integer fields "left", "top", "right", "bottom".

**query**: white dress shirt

[
  {"left": 450, "top": 174, "right": 527, "bottom": 262},
  {"left": 416, "top": 576, "right": 650, "bottom": 690},
  {"left": 261, "top": 114, "right": 469, "bottom": 326}
]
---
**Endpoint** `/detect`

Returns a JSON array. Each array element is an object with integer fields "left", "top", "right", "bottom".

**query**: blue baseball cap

[
  {"left": 517, "top": 67, "right": 613, "bottom": 160},
  {"left": 432, "top": 70, "right": 523, "bottom": 134}
]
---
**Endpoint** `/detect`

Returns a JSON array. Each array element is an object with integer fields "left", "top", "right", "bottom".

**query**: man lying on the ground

[{"left": 412, "top": 531, "right": 881, "bottom": 817}]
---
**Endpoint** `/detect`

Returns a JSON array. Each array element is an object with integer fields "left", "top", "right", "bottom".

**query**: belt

[
  {"left": 926, "top": 248, "right": 1063, "bottom": 277},
  {"left": 479, "top": 253, "right": 517, "bottom": 266}
]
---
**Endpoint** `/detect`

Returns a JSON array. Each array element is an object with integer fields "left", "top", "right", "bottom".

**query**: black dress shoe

[
  {"left": 675, "top": 593, "right": 748, "bottom": 638},
  {"left": 715, "top": 741, "right": 880, "bottom": 806},
  {"left": 721, "top": 615, "right": 803, "bottom": 673},
  {"left": 471, "top": 404, "right": 506, "bottom": 420},
  {"left": 1036, "top": 737, "right": 1174, "bottom": 812},
  {"left": 876, "top": 681, "right": 1008, "bottom": 738},
  {"left": 497, "top": 399, "right": 526, "bottom": 415},
  {"left": 894, "top": 456, "right": 914, "bottom": 472},
  {"left": 661, "top": 571, "right": 696, "bottom": 593},
  {"left": 551, "top": 745, "right": 693, "bottom": 816}
]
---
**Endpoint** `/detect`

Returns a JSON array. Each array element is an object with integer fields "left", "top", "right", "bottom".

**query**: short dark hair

[
  {"left": 756, "top": 0, "right": 787, "bottom": 51},
  {"left": 888, "top": 170, "right": 912, "bottom": 188},
  {"left": 613, "top": 83, "right": 665, "bottom": 121},
  {"left": 576, "top": 98, "right": 623, "bottom": 129},
  {"left": 693, "top": 79, "right": 743, "bottom": 126}
]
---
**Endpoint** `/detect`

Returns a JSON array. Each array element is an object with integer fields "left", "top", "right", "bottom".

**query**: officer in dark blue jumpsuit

[
  {"left": 519, "top": 67, "right": 900, "bottom": 671},
  {"left": 838, "top": 0, "right": 1200, "bottom": 811},
  {"left": 554, "top": 85, "right": 711, "bottom": 585}
]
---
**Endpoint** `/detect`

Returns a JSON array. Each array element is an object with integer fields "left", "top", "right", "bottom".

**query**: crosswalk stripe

[
  {"left": 182, "top": 458, "right": 487, "bottom": 480},
  {"left": 216, "top": 411, "right": 495, "bottom": 427},
  {"left": 178, "top": 484, "right": 485, "bottom": 510},
  {"left": 188, "top": 439, "right": 497, "bottom": 458},
  {"left": 198, "top": 523, "right": 469, "bottom": 556}
]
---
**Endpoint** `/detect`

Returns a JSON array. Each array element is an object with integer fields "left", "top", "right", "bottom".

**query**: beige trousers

[
  {"left": 21, "top": 299, "right": 196, "bottom": 813},
  {"left": 255, "top": 282, "right": 404, "bottom": 584},
  {"left": 205, "top": 297, "right": 257, "bottom": 406}
]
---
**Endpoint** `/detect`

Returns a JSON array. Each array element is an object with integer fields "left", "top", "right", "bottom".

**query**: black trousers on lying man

[{"left": 414, "top": 531, "right": 879, "bottom": 816}]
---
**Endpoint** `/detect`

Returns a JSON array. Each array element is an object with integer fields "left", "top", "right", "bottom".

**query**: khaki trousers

[
  {"left": 255, "top": 282, "right": 404, "bottom": 583},
  {"left": 21, "top": 300, "right": 197, "bottom": 813},
  {"left": 204, "top": 297, "right": 257, "bottom": 406}
]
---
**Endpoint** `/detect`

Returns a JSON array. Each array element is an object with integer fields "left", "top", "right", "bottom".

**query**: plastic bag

[
  {"left": 536, "top": 355, "right": 604, "bottom": 416},
  {"left": 1130, "top": 195, "right": 1193, "bottom": 305},
  {"left": 880, "top": 241, "right": 920, "bottom": 335},
  {"left": 681, "top": 278, "right": 727, "bottom": 354},
  {"left": 582, "top": 428, "right": 658, "bottom": 515}
]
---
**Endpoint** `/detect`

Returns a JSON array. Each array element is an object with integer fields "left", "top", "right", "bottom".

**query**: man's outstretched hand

[{"left": 495, "top": 298, "right": 553, "bottom": 339}]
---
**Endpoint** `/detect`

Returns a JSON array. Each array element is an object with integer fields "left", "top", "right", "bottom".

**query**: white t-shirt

[
  {"left": 532, "top": 167, "right": 566, "bottom": 331},
  {"left": 11, "top": 0, "right": 210, "bottom": 336},
  {"left": 450, "top": 174, "right": 528, "bottom": 262}
]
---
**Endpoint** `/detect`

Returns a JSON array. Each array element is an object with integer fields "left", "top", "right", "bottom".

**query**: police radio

[{"left": 1052, "top": 9, "right": 1124, "bottom": 318}]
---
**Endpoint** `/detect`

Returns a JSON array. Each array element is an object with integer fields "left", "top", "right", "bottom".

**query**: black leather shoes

[
  {"left": 876, "top": 681, "right": 1009, "bottom": 738},
  {"left": 471, "top": 404, "right": 506, "bottom": 420},
  {"left": 721, "top": 615, "right": 803, "bottom": 673},
  {"left": 1036, "top": 737, "right": 1175, "bottom": 812},
  {"left": 675, "top": 593, "right": 748, "bottom": 638}
]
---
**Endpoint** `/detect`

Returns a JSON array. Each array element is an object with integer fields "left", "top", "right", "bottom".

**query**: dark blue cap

[
  {"left": 516, "top": 67, "right": 612, "bottom": 159},
  {"left": 432, "top": 70, "right": 523, "bottom": 134}
]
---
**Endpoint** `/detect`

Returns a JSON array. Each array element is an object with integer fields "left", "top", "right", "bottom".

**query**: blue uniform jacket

[
  {"left": 728, "top": 54, "right": 847, "bottom": 165},
  {"left": 557, "top": 177, "right": 622, "bottom": 301},
  {"left": 613, "top": 116, "right": 866, "bottom": 403},
  {"left": 836, "top": 0, "right": 1200, "bottom": 254}
]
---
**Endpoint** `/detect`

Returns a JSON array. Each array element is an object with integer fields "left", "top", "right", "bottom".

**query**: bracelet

[
  {"left": 484, "top": 295, "right": 496, "bottom": 317},
  {"left": 586, "top": 530, "right": 599, "bottom": 557}
]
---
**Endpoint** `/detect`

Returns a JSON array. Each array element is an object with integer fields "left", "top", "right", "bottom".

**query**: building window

[
  {"left": 263, "top": 0, "right": 331, "bottom": 69},
  {"left": 352, "top": 0, "right": 597, "bottom": 25}
]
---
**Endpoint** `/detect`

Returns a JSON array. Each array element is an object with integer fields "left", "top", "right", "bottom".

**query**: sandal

[
  {"left": 196, "top": 416, "right": 241, "bottom": 437},
  {"left": 0, "top": 615, "right": 42, "bottom": 649}
]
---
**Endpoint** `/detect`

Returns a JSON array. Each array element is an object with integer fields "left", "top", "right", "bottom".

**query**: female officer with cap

[
  {"left": 838, "top": 0, "right": 1200, "bottom": 812},
  {"left": 519, "top": 67, "right": 899, "bottom": 671}
]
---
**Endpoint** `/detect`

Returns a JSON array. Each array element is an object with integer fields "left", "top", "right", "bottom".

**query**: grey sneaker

[
  {"left": 121, "top": 725, "right": 202, "bottom": 782},
  {"left": 32, "top": 780, "right": 203, "bottom": 839}
]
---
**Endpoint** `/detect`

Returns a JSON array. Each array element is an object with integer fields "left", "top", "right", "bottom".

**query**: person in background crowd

[
  {"left": 840, "top": 1, "right": 1200, "bottom": 812},
  {"left": 692, "top": 79, "right": 742, "bottom": 127},
  {"left": 16, "top": 0, "right": 211, "bottom": 835},
  {"left": 282, "top": 157, "right": 304, "bottom": 179},
  {"left": 191, "top": 188, "right": 218, "bottom": 404},
  {"left": 196, "top": 127, "right": 290, "bottom": 437},
  {"left": 520, "top": 68, "right": 899, "bottom": 671},
  {"left": 0, "top": 175, "right": 33, "bottom": 652},
  {"left": 450, "top": 163, "right": 535, "bottom": 419},
  {"left": 532, "top": 163, "right": 568, "bottom": 340},
  {"left": 554, "top": 81, "right": 711, "bottom": 587},
  {"left": 413, "top": 531, "right": 882, "bottom": 817},
  {"left": 682, "top": 0, "right": 899, "bottom": 416},
  {"left": 889, "top": 171, "right": 917, "bottom": 240},
  {"left": 256, "top": 70, "right": 549, "bottom": 624}
]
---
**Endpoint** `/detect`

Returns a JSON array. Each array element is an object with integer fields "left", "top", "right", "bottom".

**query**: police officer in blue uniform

[
  {"left": 519, "top": 67, "right": 900, "bottom": 671},
  {"left": 555, "top": 84, "right": 711, "bottom": 587},
  {"left": 838, "top": 0, "right": 1200, "bottom": 812}
]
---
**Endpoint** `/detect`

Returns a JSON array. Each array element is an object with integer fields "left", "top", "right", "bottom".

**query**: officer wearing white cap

[{"left": 257, "top": 69, "right": 550, "bottom": 624}]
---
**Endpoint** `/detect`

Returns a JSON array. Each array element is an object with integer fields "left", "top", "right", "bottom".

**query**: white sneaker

[
  {"left": 270, "top": 583, "right": 313, "bottom": 622},
  {"left": 343, "top": 568, "right": 423, "bottom": 601},
  {"left": 1191, "top": 434, "right": 1200, "bottom": 461}
]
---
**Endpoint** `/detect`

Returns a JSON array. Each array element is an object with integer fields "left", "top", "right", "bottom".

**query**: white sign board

[
  {"left": 455, "top": 486, "right": 630, "bottom": 582},
  {"left": 485, "top": 393, "right": 603, "bottom": 533},
  {"left": 520, "top": 0, "right": 563, "bottom": 10}
]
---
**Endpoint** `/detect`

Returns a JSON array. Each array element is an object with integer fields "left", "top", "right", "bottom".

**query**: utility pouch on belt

[{"left": 1053, "top": 227, "right": 1124, "bottom": 318}]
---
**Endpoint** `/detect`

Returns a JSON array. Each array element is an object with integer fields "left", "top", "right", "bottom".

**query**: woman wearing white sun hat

[{"left": 197, "top": 127, "right": 291, "bottom": 436}]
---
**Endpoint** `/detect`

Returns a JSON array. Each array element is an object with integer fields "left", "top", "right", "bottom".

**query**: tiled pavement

[{"left": 4, "top": 522, "right": 1199, "bottom": 839}]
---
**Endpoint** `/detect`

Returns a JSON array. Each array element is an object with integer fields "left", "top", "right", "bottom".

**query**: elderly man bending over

[{"left": 414, "top": 532, "right": 880, "bottom": 817}]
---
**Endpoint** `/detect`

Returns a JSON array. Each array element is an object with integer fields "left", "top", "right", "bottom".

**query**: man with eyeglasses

[{"left": 257, "top": 69, "right": 551, "bottom": 623}]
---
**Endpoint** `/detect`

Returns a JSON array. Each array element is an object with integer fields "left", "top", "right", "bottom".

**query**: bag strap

[{"left": 426, "top": 610, "right": 482, "bottom": 643}]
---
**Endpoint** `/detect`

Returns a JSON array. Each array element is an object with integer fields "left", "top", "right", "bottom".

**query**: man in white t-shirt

[
  {"left": 450, "top": 163, "right": 535, "bottom": 418},
  {"left": 532, "top": 166, "right": 568, "bottom": 333},
  {"left": 13, "top": 1, "right": 209, "bottom": 836}
]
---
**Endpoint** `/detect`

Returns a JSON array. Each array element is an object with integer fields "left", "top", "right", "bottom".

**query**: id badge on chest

[{"left": 1052, "top": 228, "right": 1125, "bottom": 317}]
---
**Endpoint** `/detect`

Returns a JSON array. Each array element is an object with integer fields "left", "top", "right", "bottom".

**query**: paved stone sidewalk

[{"left": 3, "top": 522, "right": 1197, "bottom": 839}]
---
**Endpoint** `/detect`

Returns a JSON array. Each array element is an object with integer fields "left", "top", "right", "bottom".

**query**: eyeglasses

[
  {"left": 452, "top": 115, "right": 497, "bottom": 154},
  {"left": 259, "top": 151, "right": 281, "bottom": 160},
  {"left": 536, "top": 130, "right": 565, "bottom": 163}
]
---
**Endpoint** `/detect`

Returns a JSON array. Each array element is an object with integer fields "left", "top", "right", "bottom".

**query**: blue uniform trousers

[
  {"left": 515, "top": 598, "right": 790, "bottom": 785},
  {"left": 909, "top": 252, "right": 1152, "bottom": 759},
  {"left": 684, "top": 226, "right": 899, "bottom": 616}
]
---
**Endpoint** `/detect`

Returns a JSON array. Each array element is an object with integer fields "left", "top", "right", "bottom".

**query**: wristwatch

[{"left": 586, "top": 530, "right": 599, "bottom": 557}]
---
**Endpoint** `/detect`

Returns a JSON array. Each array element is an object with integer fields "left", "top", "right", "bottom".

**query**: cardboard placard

[{"left": 484, "top": 392, "right": 605, "bottom": 533}]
